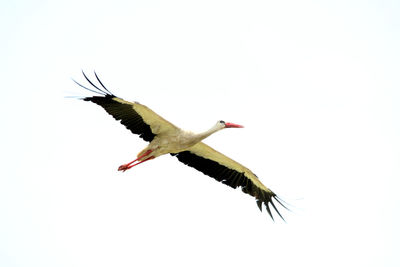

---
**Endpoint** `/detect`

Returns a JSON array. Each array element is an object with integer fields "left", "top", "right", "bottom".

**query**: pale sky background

[{"left": 1, "top": 0, "right": 399, "bottom": 266}]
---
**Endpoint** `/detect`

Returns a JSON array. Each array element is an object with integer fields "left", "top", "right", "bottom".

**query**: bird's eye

[{"left": 219, "top": 120, "right": 225, "bottom": 124}]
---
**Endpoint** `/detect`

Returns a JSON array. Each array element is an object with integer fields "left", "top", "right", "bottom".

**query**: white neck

[{"left": 194, "top": 123, "right": 224, "bottom": 141}]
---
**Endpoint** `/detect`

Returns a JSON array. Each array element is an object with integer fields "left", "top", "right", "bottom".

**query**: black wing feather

[
  {"left": 77, "top": 72, "right": 155, "bottom": 142},
  {"left": 172, "top": 151, "right": 285, "bottom": 220}
]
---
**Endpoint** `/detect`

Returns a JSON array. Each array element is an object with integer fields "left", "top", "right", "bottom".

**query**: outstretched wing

[
  {"left": 172, "top": 142, "right": 286, "bottom": 220},
  {"left": 74, "top": 71, "right": 178, "bottom": 142}
]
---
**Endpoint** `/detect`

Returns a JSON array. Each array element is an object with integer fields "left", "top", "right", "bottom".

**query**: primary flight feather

[{"left": 74, "top": 71, "right": 286, "bottom": 220}]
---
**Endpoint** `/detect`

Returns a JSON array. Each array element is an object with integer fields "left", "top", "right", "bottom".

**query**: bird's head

[{"left": 217, "top": 120, "right": 244, "bottom": 129}]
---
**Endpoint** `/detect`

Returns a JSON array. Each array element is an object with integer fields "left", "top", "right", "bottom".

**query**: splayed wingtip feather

[
  {"left": 81, "top": 70, "right": 109, "bottom": 95},
  {"left": 72, "top": 78, "right": 106, "bottom": 96},
  {"left": 256, "top": 200, "right": 263, "bottom": 211},
  {"left": 265, "top": 203, "right": 274, "bottom": 221},
  {"left": 270, "top": 198, "right": 285, "bottom": 221},
  {"left": 94, "top": 71, "right": 114, "bottom": 95}
]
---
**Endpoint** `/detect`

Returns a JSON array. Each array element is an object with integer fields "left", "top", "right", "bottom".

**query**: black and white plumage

[{"left": 74, "top": 71, "right": 286, "bottom": 220}]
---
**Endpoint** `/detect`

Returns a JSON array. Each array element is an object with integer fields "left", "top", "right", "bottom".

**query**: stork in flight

[{"left": 74, "top": 72, "right": 286, "bottom": 220}]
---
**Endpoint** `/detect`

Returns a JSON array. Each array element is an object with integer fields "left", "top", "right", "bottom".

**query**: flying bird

[{"left": 74, "top": 71, "right": 286, "bottom": 220}]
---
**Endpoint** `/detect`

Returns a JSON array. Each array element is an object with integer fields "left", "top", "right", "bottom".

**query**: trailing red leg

[{"left": 118, "top": 150, "right": 153, "bottom": 172}]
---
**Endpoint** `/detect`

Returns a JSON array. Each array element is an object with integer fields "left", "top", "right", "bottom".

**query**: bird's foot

[{"left": 118, "top": 164, "right": 130, "bottom": 172}]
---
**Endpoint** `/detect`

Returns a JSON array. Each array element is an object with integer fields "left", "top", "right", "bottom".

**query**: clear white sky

[{"left": 1, "top": 0, "right": 399, "bottom": 266}]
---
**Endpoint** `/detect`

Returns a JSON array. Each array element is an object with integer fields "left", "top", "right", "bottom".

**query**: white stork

[{"left": 74, "top": 71, "right": 286, "bottom": 220}]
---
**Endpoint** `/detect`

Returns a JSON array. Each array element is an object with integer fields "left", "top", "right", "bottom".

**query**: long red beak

[{"left": 225, "top": 122, "right": 244, "bottom": 128}]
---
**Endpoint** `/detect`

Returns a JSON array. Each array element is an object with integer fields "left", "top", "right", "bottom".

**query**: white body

[{"left": 138, "top": 122, "right": 225, "bottom": 159}]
